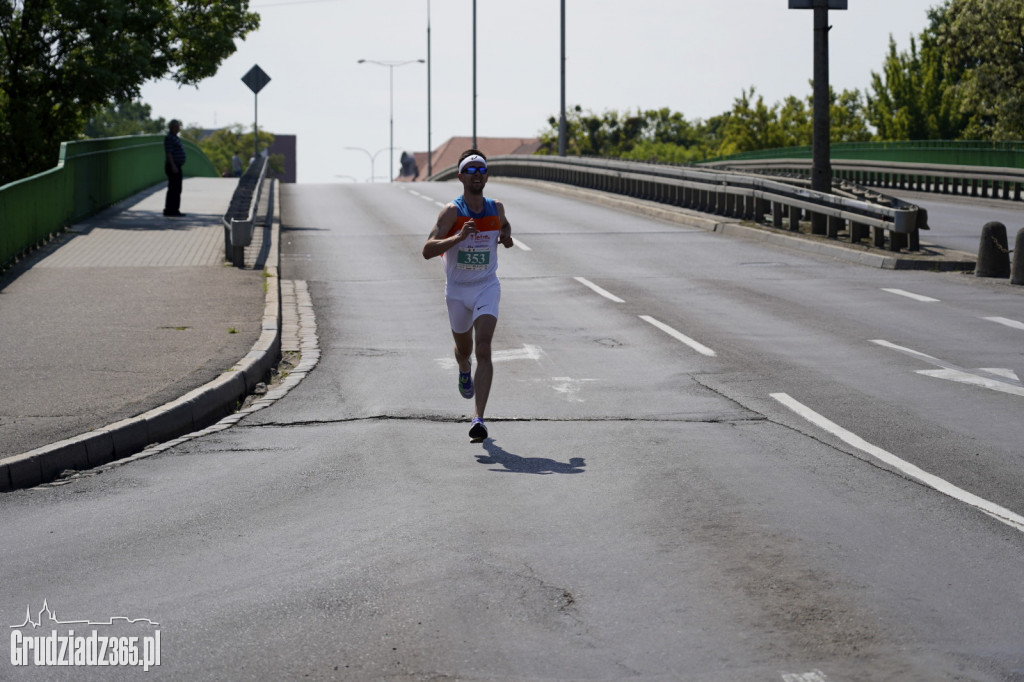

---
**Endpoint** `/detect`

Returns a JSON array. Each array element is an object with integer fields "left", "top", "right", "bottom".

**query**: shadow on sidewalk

[{"left": 474, "top": 439, "right": 586, "bottom": 475}]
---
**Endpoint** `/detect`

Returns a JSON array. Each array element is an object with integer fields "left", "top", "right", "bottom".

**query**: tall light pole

[
  {"left": 789, "top": 0, "right": 847, "bottom": 234},
  {"left": 472, "top": 0, "right": 477, "bottom": 148},
  {"left": 427, "top": 0, "right": 433, "bottom": 176},
  {"left": 558, "top": 0, "right": 567, "bottom": 156},
  {"left": 358, "top": 59, "right": 425, "bottom": 182}
]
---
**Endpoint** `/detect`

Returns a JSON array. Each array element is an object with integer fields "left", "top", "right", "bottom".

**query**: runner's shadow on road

[{"left": 475, "top": 439, "right": 585, "bottom": 475}]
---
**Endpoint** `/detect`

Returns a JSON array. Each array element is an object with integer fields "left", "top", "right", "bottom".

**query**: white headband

[{"left": 458, "top": 155, "right": 486, "bottom": 173}]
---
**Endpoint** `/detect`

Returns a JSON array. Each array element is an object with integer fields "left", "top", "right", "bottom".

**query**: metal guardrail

[
  {"left": 703, "top": 158, "right": 1024, "bottom": 202},
  {"left": 223, "top": 157, "right": 269, "bottom": 267},
  {"left": 430, "top": 155, "right": 921, "bottom": 251}
]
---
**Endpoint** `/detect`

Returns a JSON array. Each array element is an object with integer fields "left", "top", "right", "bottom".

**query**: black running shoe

[{"left": 469, "top": 418, "right": 487, "bottom": 440}]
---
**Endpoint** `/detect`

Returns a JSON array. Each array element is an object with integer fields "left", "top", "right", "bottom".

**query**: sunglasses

[{"left": 462, "top": 166, "right": 488, "bottom": 174}]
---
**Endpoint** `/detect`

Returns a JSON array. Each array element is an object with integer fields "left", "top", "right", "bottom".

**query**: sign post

[
  {"left": 789, "top": 0, "right": 846, "bottom": 234},
  {"left": 241, "top": 65, "right": 272, "bottom": 164}
]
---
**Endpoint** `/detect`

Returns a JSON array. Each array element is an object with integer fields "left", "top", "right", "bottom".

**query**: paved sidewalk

[{"left": 0, "top": 178, "right": 270, "bottom": 468}]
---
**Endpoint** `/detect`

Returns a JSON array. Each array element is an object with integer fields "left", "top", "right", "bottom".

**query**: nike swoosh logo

[{"left": 477, "top": 305, "right": 486, "bottom": 310}]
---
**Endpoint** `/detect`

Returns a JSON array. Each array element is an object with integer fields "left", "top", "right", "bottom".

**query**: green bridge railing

[
  {"left": 706, "top": 140, "right": 1024, "bottom": 169},
  {"left": 0, "top": 135, "right": 218, "bottom": 270}
]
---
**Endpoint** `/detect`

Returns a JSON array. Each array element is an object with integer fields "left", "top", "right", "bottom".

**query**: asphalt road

[
  {"left": 894, "top": 188, "right": 1024, "bottom": 255},
  {"left": 1, "top": 180, "right": 1022, "bottom": 681}
]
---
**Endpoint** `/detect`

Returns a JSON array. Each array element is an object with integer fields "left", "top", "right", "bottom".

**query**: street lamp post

[
  {"left": 472, "top": 0, "right": 477, "bottom": 149},
  {"left": 358, "top": 59, "right": 425, "bottom": 182},
  {"left": 427, "top": 0, "right": 433, "bottom": 176},
  {"left": 558, "top": 0, "right": 566, "bottom": 156},
  {"left": 789, "top": 0, "right": 847, "bottom": 234},
  {"left": 344, "top": 146, "right": 392, "bottom": 183}
]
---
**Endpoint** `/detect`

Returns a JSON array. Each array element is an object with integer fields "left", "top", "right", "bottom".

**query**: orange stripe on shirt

[{"left": 444, "top": 215, "right": 502, "bottom": 239}]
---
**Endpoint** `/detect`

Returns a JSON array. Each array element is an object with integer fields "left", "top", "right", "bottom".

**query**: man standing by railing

[{"left": 163, "top": 119, "right": 187, "bottom": 217}]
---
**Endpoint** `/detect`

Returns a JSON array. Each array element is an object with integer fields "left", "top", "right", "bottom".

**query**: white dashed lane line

[
  {"left": 985, "top": 316, "right": 1024, "bottom": 331},
  {"left": 640, "top": 315, "right": 717, "bottom": 357},
  {"left": 881, "top": 288, "right": 940, "bottom": 302},
  {"left": 573, "top": 277, "right": 624, "bottom": 303},
  {"left": 569, "top": 279, "right": 715, "bottom": 356}
]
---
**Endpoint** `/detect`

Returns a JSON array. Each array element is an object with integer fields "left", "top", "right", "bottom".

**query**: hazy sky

[{"left": 139, "top": 0, "right": 941, "bottom": 184}]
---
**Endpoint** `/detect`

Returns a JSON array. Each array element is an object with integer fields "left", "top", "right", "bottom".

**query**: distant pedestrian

[
  {"left": 231, "top": 151, "right": 243, "bottom": 177},
  {"left": 163, "top": 120, "right": 187, "bottom": 217}
]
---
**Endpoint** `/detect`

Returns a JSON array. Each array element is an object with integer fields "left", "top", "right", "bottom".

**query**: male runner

[{"left": 422, "top": 150, "right": 514, "bottom": 440}]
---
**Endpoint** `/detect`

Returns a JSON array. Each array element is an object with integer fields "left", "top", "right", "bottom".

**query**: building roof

[{"left": 397, "top": 136, "right": 542, "bottom": 182}]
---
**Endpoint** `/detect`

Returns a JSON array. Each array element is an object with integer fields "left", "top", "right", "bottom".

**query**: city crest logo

[{"left": 10, "top": 600, "right": 160, "bottom": 671}]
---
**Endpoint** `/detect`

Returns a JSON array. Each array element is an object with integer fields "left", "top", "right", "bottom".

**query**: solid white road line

[
  {"left": 881, "top": 288, "right": 940, "bottom": 302},
  {"left": 984, "top": 316, "right": 1024, "bottom": 331},
  {"left": 771, "top": 392, "right": 1024, "bottom": 534},
  {"left": 574, "top": 277, "right": 624, "bottom": 303},
  {"left": 639, "top": 315, "right": 717, "bottom": 357},
  {"left": 514, "top": 238, "right": 532, "bottom": 251}
]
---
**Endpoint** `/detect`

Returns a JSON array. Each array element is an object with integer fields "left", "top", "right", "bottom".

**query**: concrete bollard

[
  {"left": 1012, "top": 227, "right": 1024, "bottom": 285},
  {"left": 976, "top": 221, "right": 1011, "bottom": 278}
]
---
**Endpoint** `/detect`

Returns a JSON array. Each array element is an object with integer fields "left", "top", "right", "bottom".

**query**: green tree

[
  {"left": 84, "top": 100, "right": 167, "bottom": 138},
  {"left": 538, "top": 106, "right": 705, "bottom": 159},
  {"left": 0, "top": 0, "right": 260, "bottom": 185},
  {"left": 940, "top": 0, "right": 1024, "bottom": 139},
  {"left": 829, "top": 88, "right": 873, "bottom": 143},
  {"left": 187, "top": 124, "right": 284, "bottom": 178},
  {"left": 717, "top": 88, "right": 787, "bottom": 156},
  {"left": 866, "top": 7, "right": 966, "bottom": 142},
  {"left": 777, "top": 95, "right": 812, "bottom": 148}
]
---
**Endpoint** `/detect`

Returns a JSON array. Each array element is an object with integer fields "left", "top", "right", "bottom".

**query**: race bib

[{"left": 456, "top": 248, "right": 491, "bottom": 269}]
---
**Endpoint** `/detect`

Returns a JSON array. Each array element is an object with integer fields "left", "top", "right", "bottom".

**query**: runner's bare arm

[
  {"left": 423, "top": 204, "right": 474, "bottom": 259},
  {"left": 496, "top": 201, "right": 514, "bottom": 248}
]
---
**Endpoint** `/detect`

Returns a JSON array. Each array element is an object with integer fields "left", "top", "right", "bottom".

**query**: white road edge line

[
  {"left": 574, "top": 277, "right": 624, "bottom": 303},
  {"left": 770, "top": 392, "right": 1024, "bottom": 534},
  {"left": 984, "top": 316, "right": 1024, "bottom": 331},
  {"left": 639, "top": 315, "right": 717, "bottom": 357},
  {"left": 881, "top": 288, "right": 940, "bottom": 303},
  {"left": 514, "top": 238, "right": 532, "bottom": 251}
]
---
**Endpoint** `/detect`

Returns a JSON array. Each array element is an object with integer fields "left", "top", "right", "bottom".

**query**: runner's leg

[
  {"left": 452, "top": 329, "right": 473, "bottom": 373},
  {"left": 472, "top": 314, "right": 497, "bottom": 420}
]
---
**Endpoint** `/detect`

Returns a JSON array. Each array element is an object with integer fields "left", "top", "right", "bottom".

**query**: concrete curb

[
  {"left": 0, "top": 181, "right": 282, "bottom": 493},
  {"left": 495, "top": 177, "right": 976, "bottom": 271}
]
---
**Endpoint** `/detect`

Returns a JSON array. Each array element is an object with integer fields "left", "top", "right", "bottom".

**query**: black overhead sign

[{"left": 788, "top": 0, "right": 847, "bottom": 7}]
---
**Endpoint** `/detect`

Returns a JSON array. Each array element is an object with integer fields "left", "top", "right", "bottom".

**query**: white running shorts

[{"left": 446, "top": 278, "right": 500, "bottom": 334}]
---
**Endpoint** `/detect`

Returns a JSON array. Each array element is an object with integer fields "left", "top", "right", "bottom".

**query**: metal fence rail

[
  {"left": 223, "top": 157, "right": 270, "bottom": 267},
  {"left": 431, "top": 155, "right": 921, "bottom": 251},
  {"left": 703, "top": 158, "right": 1024, "bottom": 202}
]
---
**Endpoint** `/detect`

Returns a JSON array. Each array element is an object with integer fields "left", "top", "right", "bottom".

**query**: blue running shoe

[
  {"left": 459, "top": 368, "right": 474, "bottom": 399},
  {"left": 469, "top": 417, "right": 488, "bottom": 441}
]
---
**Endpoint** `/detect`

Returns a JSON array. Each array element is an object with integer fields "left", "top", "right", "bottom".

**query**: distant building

[
  {"left": 267, "top": 135, "right": 296, "bottom": 183},
  {"left": 193, "top": 128, "right": 297, "bottom": 183},
  {"left": 397, "top": 136, "right": 542, "bottom": 182}
]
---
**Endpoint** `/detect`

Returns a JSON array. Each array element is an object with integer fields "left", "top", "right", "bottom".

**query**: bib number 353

[{"left": 457, "top": 249, "right": 490, "bottom": 267}]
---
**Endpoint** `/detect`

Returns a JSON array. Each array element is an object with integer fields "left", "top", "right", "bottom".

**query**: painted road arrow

[{"left": 872, "top": 340, "right": 1023, "bottom": 398}]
